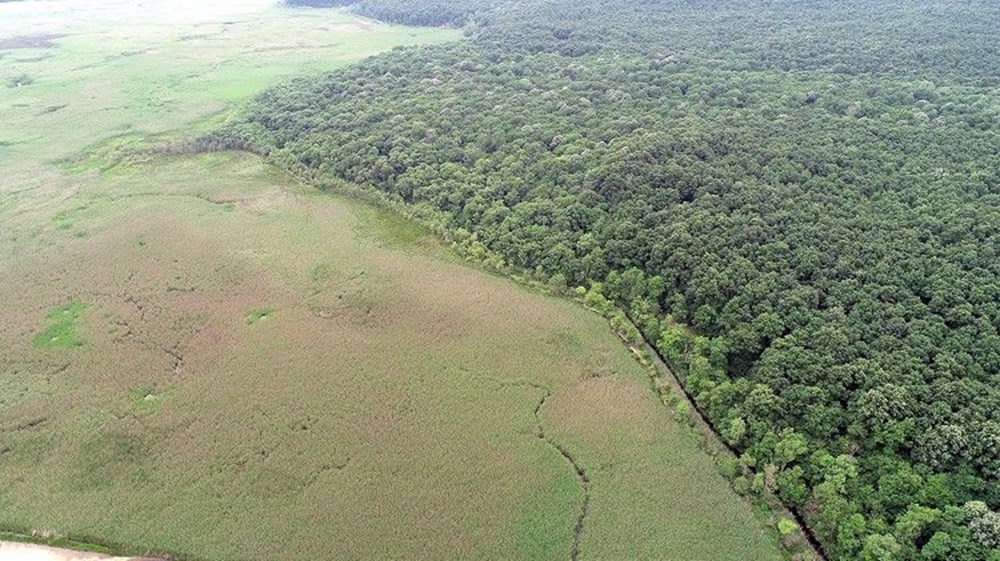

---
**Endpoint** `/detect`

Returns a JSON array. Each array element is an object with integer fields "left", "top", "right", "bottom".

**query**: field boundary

[
  {"left": 0, "top": 531, "right": 181, "bottom": 561},
  {"left": 618, "top": 315, "right": 829, "bottom": 561},
  {"left": 225, "top": 144, "right": 827, "bottom": 561}
]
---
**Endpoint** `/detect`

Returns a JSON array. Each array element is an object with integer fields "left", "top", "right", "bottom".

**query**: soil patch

[{"left": 0, "top": 541, "right": 163, "bottom": 561}]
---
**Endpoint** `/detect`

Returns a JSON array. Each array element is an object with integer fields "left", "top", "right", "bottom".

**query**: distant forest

[
  {"left": 283, "top": 0, "right": 485, "bottom": 25},
  {"left": 226, "top": 1, "right": 1000, "bottom": 559}
]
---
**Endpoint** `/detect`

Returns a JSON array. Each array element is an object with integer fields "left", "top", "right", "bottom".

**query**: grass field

[{"left": 0, "top": 2, "right": 787, "bottom": 559}]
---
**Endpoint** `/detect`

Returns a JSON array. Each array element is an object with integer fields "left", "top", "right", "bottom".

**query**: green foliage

[
  {"left": 674, "top": 400, "right": 692, "bottom": 427},
  {"left": 966, "top": 502, "right": 1000, "bottom": 550},
  {"left": 582, "top": 283, "right": 611, "bottom": 315},
  {"left": 861, "top": 534, "right": 903, "bottom": 561},
  {"left": 656, "top": 322, "right": 691, "bottom": 368},
  {"left": 777, "top": 517, "right": 798, "bottom": 536},
  {"left": 721, "top": 417, "right": 746, "bottom": 447},
  {"left": 777, "top": 465, "right": 809, "bottom": 506},
  {"left": 920, "top": 532, "right": 954, "bottom": 561}
]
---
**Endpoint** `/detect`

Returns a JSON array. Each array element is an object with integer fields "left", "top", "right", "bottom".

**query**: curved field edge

[
  {"left": 0, "top": 149, "right": 787, "bottom": 561},
  {"left": 213, "top": 2, "right": 1000, "bottom": 560},
  {"left": 258, "top": 157, "right": 820, "bottom": 560},
  {"left": 1, "top": 4, "right": 787, "bottom": 561}
]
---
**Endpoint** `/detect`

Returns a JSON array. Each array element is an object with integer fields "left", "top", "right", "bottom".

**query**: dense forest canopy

[{"left": 227, "top": 1, "right": 1000, "bottom": 559}]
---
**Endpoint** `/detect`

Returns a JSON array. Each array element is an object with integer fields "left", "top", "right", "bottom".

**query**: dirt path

[{"left": 0, "top": 542, "right": 162, "bottom": 561}]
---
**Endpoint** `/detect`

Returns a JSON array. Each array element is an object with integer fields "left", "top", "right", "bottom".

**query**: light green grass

[
  {"left": 32, "top": 301, "right": 88, "bottom": 349},
  {"left": 127, "top": 385, "right": 161, "bottom": 415},
  {"left": 0, "top": 4, "right": 460, "bottom": 181},
  {"left": 246, "top": 307, "right": 275, "bottom": 325}
]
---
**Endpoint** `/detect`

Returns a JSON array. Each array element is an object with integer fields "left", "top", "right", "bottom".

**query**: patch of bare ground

[
  {"left": 0, "top": 34, "right": 64, "bottom": 50},
  {"left": 0, "top": 541, "right": 163, "bottom": 560}
]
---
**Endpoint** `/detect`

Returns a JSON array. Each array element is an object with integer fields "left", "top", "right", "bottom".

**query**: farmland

[{"left": 0, "top": 1, "right": 786, "bottom": 560}]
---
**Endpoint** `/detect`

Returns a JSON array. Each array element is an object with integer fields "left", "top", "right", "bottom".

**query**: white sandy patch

[{"left": 0, "top": 542, "right": 159, "bottom": 561}]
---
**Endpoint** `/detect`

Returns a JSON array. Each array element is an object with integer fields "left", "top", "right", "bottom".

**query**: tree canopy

[{"left": 219, "top": 1, "right": 1000, "bottom": 559}]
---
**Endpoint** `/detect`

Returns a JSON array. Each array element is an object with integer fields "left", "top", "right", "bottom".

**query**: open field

[
  {"left": 0, "top": 0, "right": 459, "bottom": 182},
  {"left": 0, "top": 2, "right": 787, "bottom": 559}
]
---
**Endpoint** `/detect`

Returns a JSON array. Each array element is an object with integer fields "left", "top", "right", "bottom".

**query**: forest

[{"left": 219, "top": 1, "right": 1000, "bottom": 559}]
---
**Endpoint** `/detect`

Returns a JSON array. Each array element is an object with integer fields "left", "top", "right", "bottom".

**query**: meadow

[{"left": 0, "top": 2, "right": 787, "bottom": 559}]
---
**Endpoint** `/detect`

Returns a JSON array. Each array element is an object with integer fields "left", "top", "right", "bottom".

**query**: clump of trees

[{"left": 218, "top": 0, "right": 1000, "bottom": 559}]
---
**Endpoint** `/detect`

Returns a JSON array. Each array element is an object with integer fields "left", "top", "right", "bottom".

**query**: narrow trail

[{"left": 507, "top": 380, "right": 590, "bottom": 561}]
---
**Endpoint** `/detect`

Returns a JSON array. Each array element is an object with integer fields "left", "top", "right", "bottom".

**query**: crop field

[{"left": 0, "top": 2, "right": 786, "bottom": 560}]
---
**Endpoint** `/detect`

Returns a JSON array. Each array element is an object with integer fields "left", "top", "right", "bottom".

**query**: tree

[
  {"left": 966, "top": 502, "right": 1000, "bottom": 550},
  {"left": 774, "top": 428, "right": 809, "bottom": 469},
  {"left": 894, "top": 505, "right": 941, "bottom": 554},
  {"left": 861, "top": 534, "right": 902, "bottom": 561}
]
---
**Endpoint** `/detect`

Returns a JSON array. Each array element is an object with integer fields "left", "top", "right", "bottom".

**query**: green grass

[
  {"left": 0, "top": 3, "right": 788, "bottom": 560},
  {"left": 246, "top": 307, "right": 275, "bottom": 325},
  {"left": 32, "top": 301, "right": 88, "bottom": 349},
  {"left": 127, "top": 385, "right": 162, "bottom": 415},
  {"left": 0, "top": 4, "right": 461, "bottom": 181},
  {"left": 362, "top": 205, "right": 434, "bottom": 246}
]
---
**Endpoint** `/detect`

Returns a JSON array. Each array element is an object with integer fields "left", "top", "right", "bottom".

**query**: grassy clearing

[
  {"left": 32, "top": 301, "right": 88, "bottom": 350},
  {"left": 0, "top": 1, "right": 460, "bottom": 182},
  {"left": 0, "top": 3, "right": 787, "bottom": 560}
]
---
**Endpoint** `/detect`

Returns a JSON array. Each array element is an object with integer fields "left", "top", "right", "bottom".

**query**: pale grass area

[
  {"left": 0, "top": 542, "right": 158, "bottom": 561},
  {"left": 0, "top": 0, "right": 460, "bottom": 183}
]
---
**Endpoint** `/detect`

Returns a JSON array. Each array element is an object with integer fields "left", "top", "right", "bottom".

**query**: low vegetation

[
  {"left": 32, "top": 301, "right": 87, "bottom": 350},
  {"left": 245, "top": 308, "right": 275, "bottom": 325}
]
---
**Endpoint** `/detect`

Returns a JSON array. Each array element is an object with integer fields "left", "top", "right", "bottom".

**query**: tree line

[{"left": 217, "top": 1, "right": 1000, "bottom": 559}]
